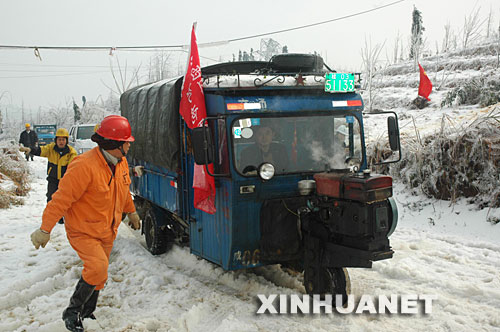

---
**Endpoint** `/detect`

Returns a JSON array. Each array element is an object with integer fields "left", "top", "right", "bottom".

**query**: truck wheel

[
  {"left": 143, "top": 208, "right": 169, "bottom": 255},
  {"left": 304, "top": 267, "right": 350, "bottom": 305}
]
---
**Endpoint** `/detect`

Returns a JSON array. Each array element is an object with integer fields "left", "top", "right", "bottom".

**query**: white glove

[
  {"left": 127, "top": 212, "right": 141, "bottom": 230},
  {"left": 31, "top": 229, "right": 50, "bottom": 249},
  {"left": 133, "top": 166, "right": 144, "bottom": 177}
]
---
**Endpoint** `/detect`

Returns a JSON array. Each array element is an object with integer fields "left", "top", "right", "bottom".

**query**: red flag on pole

[
  {"left": 179, "top": 23, "right": 216, "bottom": 214},
  {"left": 418, "top": 63, "right": 433, "bottom": 101}
]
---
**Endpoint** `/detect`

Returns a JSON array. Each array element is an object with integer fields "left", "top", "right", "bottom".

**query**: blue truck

[
  {"left": 121, "top": 54, "right": 401, "bottom": 298},
  {"left": 33, "top": 124, "right": 57, "bottom": 146}
]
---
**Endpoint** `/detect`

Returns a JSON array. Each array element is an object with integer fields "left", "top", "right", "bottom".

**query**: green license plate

[{"left": 324, "top": 73, "right": 355, "bottom": 93}]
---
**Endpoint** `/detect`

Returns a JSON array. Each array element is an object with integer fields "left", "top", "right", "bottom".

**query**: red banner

[
  {"left": 418, "top": 63, "right": 433, "bottom": 101},
  {"left": 179, "top": 24, "right": 216, "bottom": 214}
]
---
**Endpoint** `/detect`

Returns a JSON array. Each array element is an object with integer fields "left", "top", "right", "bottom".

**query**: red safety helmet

[{"left": 96, "top": 115, "right": 135, "bottom": 142}]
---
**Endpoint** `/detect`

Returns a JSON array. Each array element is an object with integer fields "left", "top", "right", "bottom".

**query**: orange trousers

[{"left": 67, "top": 233, "right": 115, "bottom": 290}]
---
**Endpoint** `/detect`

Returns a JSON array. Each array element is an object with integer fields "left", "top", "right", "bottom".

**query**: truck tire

[
  {"left": 143, "top": 207, "right": 169, "bottom": 255},
  {"left": 304, "top": 267, "right": 350, "bottom": 306}
]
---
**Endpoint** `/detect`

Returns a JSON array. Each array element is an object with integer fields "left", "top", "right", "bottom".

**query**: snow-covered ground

[
  {"left": 0, "top": 150, "right": 499, "bottom": 332},
  {"left": 1, "top": 41, "right": 500, "bottom": 330}
]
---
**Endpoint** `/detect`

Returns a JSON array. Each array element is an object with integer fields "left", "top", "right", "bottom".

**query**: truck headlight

[{"left": 258, "top": 163, "right": 275, "bottom": 180}]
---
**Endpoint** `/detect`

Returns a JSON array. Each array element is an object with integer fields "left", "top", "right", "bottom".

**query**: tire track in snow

[
  {"left": 3, "top": 155, "right": 500, "bottom": 331},
  {"left": 0, "top": 157, "right": 91, "bottom": 331},
  {"left": 96, "top": 229, "right": 317, "bottom": 332},
  {"left": 350, "top": 226, "right": 500, "bottom": 331}
]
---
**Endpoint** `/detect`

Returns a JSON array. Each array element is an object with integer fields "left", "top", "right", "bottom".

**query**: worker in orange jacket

[{"left": 30, "top": 115, "right": 141, "bottom": 332}]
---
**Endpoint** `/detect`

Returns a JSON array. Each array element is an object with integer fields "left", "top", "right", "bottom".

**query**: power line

[
  {"left": 0, "top": 45, "right": 184, "bottom": 51},
  {"left": 0, "top": 71, "right": 110, "bottom": 79},
  {"left": 0, "top": 1, "right": 405, "bottom": 52},
  {"left": 0, "top": 69, "right": 119, "bottom": 73},
  {"left": 227, "top": 0, "right": 406, "bottom": 42},
  {"left": 0, "top": 63, "right": 113, "bottom": 68}
]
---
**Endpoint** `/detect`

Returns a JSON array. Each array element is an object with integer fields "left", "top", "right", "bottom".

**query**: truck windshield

[
  {"left": 35, "top": 128, "right": 55, "bottom": 135},
  {"left": 232, "top": 115, "right": 362, "bottom": 175},
  {"left": 77, "top": 126, "right": 95, "bottom": 139}
]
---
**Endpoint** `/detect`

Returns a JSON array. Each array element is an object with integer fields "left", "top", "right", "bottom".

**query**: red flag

[
  {"left": 179, "top": 23, "right": 216, "bottom": 214},
  {"left": 418, "top": 63, "right": 433, "bottom": 101}
]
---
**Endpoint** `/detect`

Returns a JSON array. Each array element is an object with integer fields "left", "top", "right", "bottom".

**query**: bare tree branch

[
  {"left": 461, "top": 6, "right": 486, "bottom": 49},
  {"left": 360, "top": 36, "right": 386, "bottom": 112}
]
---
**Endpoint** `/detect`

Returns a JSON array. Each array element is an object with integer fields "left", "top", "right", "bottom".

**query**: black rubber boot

[
  {"left": 81, "top": 290, "right": 99, "bottom": 320},
  {"left": 62, "top": 277, "right": 96, "bottom": 332}
]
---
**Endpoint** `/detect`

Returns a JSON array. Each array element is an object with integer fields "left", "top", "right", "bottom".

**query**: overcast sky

[{"left": 0, "top": 0, "right": 498, "bottom": 114}]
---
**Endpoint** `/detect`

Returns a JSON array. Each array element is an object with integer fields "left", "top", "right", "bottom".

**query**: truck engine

[{"left": 297, "top": 169, "right": 398, "bottom": 295}]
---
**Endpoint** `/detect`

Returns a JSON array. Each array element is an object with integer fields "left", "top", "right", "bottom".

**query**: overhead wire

[
  {"left": 0, "top": 71, "right": 111, "bottom": 79},
  {"left": 0, "top": 0, "right": 405, "bottom": 53},
  {"left": 0, "top": 1, "right": 405, "bottom": 79},
  {"left": 226, "top": 0, "right": 405, "bottom": 43},
  {"left": 0, "top": 63, "right": 114, "bottom": 68}
]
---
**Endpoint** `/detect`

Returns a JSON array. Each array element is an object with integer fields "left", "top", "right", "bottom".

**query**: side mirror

[
  {"left": 387, "top": 116, "right": 399, "bottom": 151},
  {"left": 192, "top": 127, "right": 214, "bottom": 165}
]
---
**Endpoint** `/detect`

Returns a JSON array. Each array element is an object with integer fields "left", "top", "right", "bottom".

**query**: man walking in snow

[
  {"left": 20, "top": 128, "right": 77, "bottom": 224},
  {"left": 19, "top": 123, "right": 38, "bottom": 161},
  {"left": 29, "top": 115, "right": 141, "bottom": 332}
]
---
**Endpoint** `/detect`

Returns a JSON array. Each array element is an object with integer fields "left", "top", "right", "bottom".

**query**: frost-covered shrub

[
  {"left": 441, "top": 79, "right": 482, "bottom": 107},
  {"left": 441, "top": 78, "right": 500, "bottom": 107},
  {"left": 479, "top": 80, "right": 500, "bottom": 107},
  {"left": 0, "top": 146, "right": 30, "bottom": 208},
  {"left": 383, "top": 105, "right": 500, "bottom": 207}
]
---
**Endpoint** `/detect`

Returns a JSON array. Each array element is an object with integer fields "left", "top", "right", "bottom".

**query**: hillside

[
  {"left": 361, "top": 40, "right": 500, "bottom": 210},
  {"left": 371, "top": 41, "right": 500, "bottom": 110}
]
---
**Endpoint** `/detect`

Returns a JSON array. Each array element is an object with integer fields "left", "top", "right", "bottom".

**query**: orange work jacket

[{"left": 41, "top": 147, "right": 135, "bottom": 238}]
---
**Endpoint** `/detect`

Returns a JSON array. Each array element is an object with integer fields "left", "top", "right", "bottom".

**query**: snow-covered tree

[
  {"left": 103, "top": 56, "right": 141, "bottom": 96},
  {"left": 73, "top": 100, "right": 81, "bottom": 124},
  {"left": 442, "top": 22, "right": 454, "bottom": 53},
  {"left": 461, "top": 6, "right": 485, "bottom": 49},
  {"left": 485, "top": 6, "right": 493, "bottom": 39},
  {"left": 146, "top": 51, "right": 177, "bottom": 83},
  {"left": 409, "top": 6, "right": 425, "bottom": 61},
  {"left": 237, "top": 39, "right": 287, "bottom": 62},
  {"left": 260, "top": 38, "right": 282, "bottom": 61},
  {"left": 360, "top": 37, "right": 385, "bottom": 112},
  {"left": 392, "top": 31, "right": 402, "bottom": 64},
  {"left": 45, "top": 102, "right": 73, "bottom": 129}
]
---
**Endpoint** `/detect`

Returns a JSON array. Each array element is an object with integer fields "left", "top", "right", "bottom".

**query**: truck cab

[
  {"left": 122, "top": 54, "right": 401, "bottom": 299},
  {"left": 68, "top": 123, "right": 98, "bottom": 154},
  {"left": 33, "top": 124, "right": 57, "bottom": 146}
]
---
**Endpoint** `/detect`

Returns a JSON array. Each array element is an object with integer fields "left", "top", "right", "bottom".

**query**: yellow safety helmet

[
  {"left": 56, "top": 128, "right": 69, "bottom": 138},
  {"left": 25, "top": 123, "right": 30, "bottom": 128}
]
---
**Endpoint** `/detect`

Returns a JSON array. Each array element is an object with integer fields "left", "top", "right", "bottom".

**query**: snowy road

[{"left": 0, "top": 157, "right": 499, "bottom": 332}]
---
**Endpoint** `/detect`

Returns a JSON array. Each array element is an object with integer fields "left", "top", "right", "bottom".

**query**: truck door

[
  {"left": 69, "top": 127, "right": 76, "bottom": 145},
  {"left": 185, "top": 118, "right": 231, "bottom": 268}
]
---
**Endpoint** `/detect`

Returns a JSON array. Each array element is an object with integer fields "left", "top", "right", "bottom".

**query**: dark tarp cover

[{"left": 120, "top": 77, "right": 183, "bottom": 171}]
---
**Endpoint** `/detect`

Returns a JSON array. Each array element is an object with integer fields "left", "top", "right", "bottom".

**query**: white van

[{"left": 69, "top": 124, "right": 98, "bottom": 154}]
